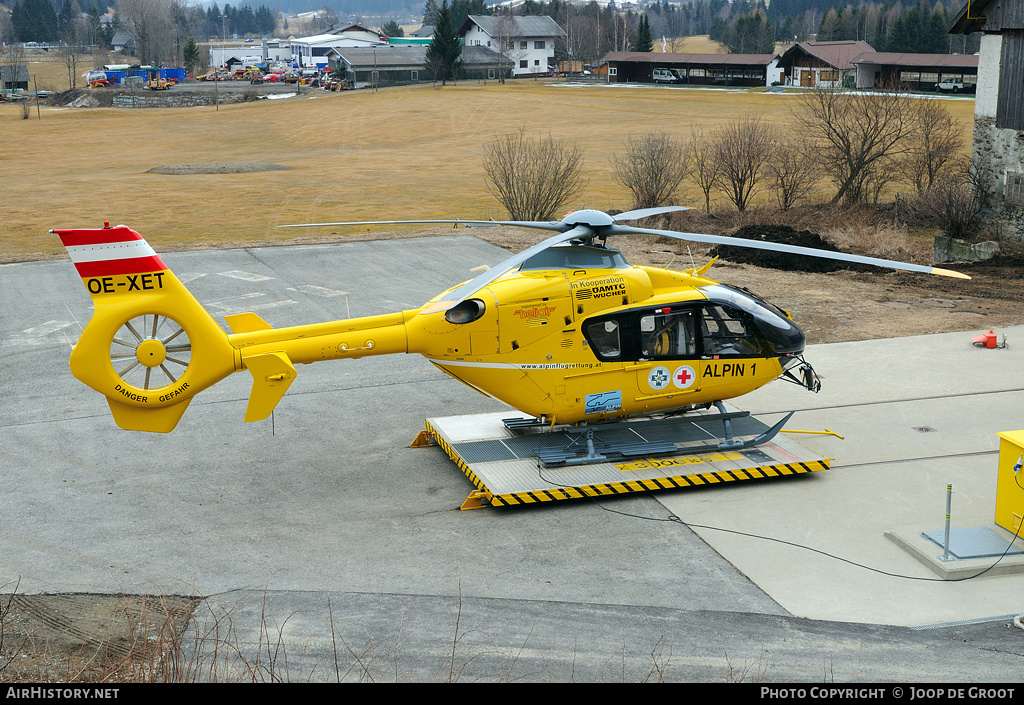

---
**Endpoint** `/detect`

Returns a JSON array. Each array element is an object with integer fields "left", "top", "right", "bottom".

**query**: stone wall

[
  {"left": 111, "top": 91, "right": 256, "bottom": 109},
  {"left": 973, "top": 115, "right": 1024, "bottom": 242}
]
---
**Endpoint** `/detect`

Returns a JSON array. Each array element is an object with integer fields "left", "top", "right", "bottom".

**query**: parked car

[
  {"left": 652, "top": 68, "right": 684, "bottom": 84},
  {"left": 936, "top": 77, "right": 975, "bottom": 94}
]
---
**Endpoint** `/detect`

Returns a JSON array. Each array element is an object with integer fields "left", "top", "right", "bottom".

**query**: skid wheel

[{"left": 109, "top": 314, "right": 192, "bottom": 391}]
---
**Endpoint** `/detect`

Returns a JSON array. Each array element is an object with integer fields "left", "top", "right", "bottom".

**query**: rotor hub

[
  {"left": 560, "top": 209, "right": 614, "bottom": 228},
  {"left": 135, "top": 338, "right": 167, "bottom": 368}
]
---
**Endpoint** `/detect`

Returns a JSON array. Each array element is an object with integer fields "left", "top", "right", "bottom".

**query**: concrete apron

[{"left": 656, "top": 325, "right": 1024, "bottom": 627}]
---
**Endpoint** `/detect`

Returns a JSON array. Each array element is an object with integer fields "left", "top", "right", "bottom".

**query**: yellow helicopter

[{"left": 54, "top": 207, "right": 967, "bottom": 459}]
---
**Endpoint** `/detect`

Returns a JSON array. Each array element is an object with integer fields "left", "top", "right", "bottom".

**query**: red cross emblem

[{"left": 673, "top": 365, "right": 696, "bottom": 389}]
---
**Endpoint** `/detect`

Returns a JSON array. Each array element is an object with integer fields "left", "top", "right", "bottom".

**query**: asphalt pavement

[{"left": 2, "top": 235, "right": 1023, "bottom": 682}]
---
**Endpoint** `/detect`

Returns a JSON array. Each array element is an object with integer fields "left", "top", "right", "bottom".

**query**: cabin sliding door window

[{"left": 639, "top": 311, "right": 695, "bottom": 359}]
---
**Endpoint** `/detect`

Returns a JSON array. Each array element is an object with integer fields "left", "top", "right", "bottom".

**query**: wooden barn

[
  {"left": 602, "top": 52, "right": 778, "bottom": 87},
  {"left": 851, "top": 51, "right": 979, "bottom": 91}
]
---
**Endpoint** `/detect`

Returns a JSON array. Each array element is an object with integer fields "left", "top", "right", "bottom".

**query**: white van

[{"left": 652, "top": 68, "right": 683, "bottom": 84}]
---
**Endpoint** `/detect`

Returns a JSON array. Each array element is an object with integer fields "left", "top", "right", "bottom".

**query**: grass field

[{"left": 0, "top": 79, "right": 976, "bottom": 259}]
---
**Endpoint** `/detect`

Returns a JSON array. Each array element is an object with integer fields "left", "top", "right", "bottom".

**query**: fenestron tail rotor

[{"left": 109, "top": 314, "right": 193, "bottom": 392}]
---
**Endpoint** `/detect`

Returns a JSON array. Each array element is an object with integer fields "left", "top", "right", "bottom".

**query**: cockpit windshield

[{"left": 700, "top": 284, "right": 805, "bottom": 355}]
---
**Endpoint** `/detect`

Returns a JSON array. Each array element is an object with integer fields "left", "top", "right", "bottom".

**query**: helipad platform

[{"left": 422, "top": 410, "right": 833, "bottom": 508}]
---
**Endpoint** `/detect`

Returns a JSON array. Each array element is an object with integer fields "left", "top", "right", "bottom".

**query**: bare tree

[
  {"left": 899, "top": 98, "right": 963, "bottom": 193},
  {"left": 57, "top": 8, "right": 87, "bottom": 90},
  {"left": 911, "top": 156, "right": 987, "bottom": 239},
  {"left": 795, "top": 83, "right": 915, "bottom": 206},
  {"left": 492, "top": 9, "right": 522, "bottom": 83},
  {"left": 118, "top": 0, "right": 174, "bottom": 66},
  {"left": 483, "top": 128, "right": 587, "bottom": 221},
  {"left": 689, "top": 126, "right": 721, "bottom": 212},
  {"left": 712, "top": 116, "right": 777, "bottom": 212},
  {"left": 613, "top": 132, "right": 690, "bottom": 210},
  {"left": 766, "top": 139, "right": 819, "bottom": 210},
  {"left": 864, "top": 155, "right": 902, "bottom": 204}
]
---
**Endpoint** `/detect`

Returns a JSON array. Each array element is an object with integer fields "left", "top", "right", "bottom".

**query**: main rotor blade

[
  {"left": 613, "top": 206, "right": 689, "bottom": 221},
  {"left": 278, "top": 218, "right": 568, "bottom": 232},
  {"left": 419, "top": 224, "right": 594, "bottom": 315},
  {"left": 606, "top": 224, "right": 970, "bottom": 279}
]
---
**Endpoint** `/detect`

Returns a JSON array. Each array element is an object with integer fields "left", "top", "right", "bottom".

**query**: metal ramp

[{"left": 421, "top": 408, "right": 832, "bottom": 509}]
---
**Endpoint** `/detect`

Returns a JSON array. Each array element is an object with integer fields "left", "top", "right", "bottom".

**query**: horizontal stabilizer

[
  {"left": 225, "top": 312, "right": 274, "bottom": 334},
  {"left": 243, "top": 351, "right": 297, "bottom": 422}
]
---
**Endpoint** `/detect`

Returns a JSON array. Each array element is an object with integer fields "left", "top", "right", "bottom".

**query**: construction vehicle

[{"left": 86, "top": 71, "right": 111, "bottom": 88}]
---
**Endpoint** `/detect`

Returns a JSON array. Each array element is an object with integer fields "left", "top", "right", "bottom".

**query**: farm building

[
  {"left": 458, "top": 15, "right": 565, "bottom": 77},
  {"left": 110, "top": 31, "right": 136, "bottom": 56},
  {"left": 1, "top": 65, "right": 29, "bottom": 91},
  {"left": 291, "top": 28, "right": 387, "bottom": 69},
  {"left": 852, "top": 51, "right": 978, "bottom": 91},
  {"left": 328, "top": 45, "right": 505, "bottom": 88},
  {"left": 949, "top": 0, "right": 1024, "bottom": 240},
  {"left": 602, "top": 52, "right": 779, "bottom": 87},
  {"left": 776, "top": 40, "right": 872, "bottom": 88}
]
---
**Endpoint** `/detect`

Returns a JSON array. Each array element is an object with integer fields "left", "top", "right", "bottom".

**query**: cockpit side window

[
  {"left": 700, "top": 304, "right": 763, "bottom": 357},
  {"left": 585, "top": 319, "right": 622, "bottom": 358}
]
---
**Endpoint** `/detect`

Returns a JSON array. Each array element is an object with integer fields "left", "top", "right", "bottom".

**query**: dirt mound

[
  {"left": 709, "top": 225, "right": 875, "bottom": 273},
  {"left": 952, "top": 252, "right": 1024, "bottom": 272},
  {"left": 147, "top": 163, "right": 291, "bottom": 175},
  {"left": 50, "top": 88, "right": 87, "bottom": 106}
]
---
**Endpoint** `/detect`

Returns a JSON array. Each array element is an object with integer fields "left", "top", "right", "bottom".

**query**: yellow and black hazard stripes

[
  {"left": 425, "top": 419, "right": 492, "bottom": 498},
  {"left": 426, "top": 419, "right": 831, "bottom": 508},
  {"left": 479, "top": 458, "right": 829, "bottom": 507}
]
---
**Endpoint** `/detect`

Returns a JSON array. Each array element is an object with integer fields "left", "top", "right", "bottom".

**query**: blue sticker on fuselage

[{"left": 585, "top": 390, "right": 622, "bottom": 414}]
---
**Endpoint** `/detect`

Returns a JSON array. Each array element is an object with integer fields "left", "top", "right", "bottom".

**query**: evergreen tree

[
  {"left": 637, "top": 14, "right": 653, "bottom": 52},
  {"left": 12, "top": 0, "right": 59, "bottom": 42},
  {"left": 422, "top": 0, "right": 439, "bottom": 27},
  {"left": 183, "top": 35, "right": 202, "bottom": 76},
  {"left": 380, "top": 20, "right": 404, "bottom": 38},
  {"left": 425, "top": 0, "right": 462, "bottom": 85},
  {"left": 448, "top": 0, "right": 490, "bottom": 34},
  {"left": 725, "top": 9, "right": 774, "bottom": 54}
]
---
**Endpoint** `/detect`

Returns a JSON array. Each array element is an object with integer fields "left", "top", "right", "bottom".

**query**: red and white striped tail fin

[
  {"left": 55, "top": 222, "right": 167, "bottom": 277},
  {"left": 53, "top": 223, "right": 173, "bottom": 297}
]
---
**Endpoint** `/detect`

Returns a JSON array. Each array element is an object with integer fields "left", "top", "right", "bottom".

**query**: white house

[
  {"left": 776, "top": 40, "right": 872, "bottom": 88},
  {"left": 290, "top": 23, "right": 387, "bottom": 68},
  {"left": 458, "top": 15, "right": 565, "bottom": 77}
]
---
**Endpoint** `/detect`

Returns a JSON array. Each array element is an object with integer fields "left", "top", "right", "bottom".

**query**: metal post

[{"left": 942, "top": 483, "right": 953, "bottom": 561}]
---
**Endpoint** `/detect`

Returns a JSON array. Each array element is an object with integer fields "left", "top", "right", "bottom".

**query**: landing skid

[
  {"left": 505, "top": 403, "right": 796, "bottom": 468},
  {"left": 422, "top": 409, "right": 832, "bottom": 508}
]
